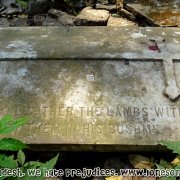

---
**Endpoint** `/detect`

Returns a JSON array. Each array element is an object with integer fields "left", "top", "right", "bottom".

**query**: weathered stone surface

[
  {"left": 31, "top": 14, "right": 46, "bottom": 26},
  {"left": 77, "top": 7, "right": 110, "bottom": 25},
  {"left": 9, "top": 16, "right": 28, "bottom": 26},
  {"left": 1, "top": 0, "right": 16, "bottom": 7},
  {"left": 0, "top": 27, "right": 180, "bottom": 150},
  {"left": 95, "top": 3, "right": 116, "bottom": 12},
  {"left": 107, "top": 16, "right": 136, "bottom": 26},
  {"left": 126, "top": 0, "right": 180, "bottom": 27},
  {"left": 43, "top": 9, "right": 77, "bottom": 26},
  {"left": 97, "top": 0, "right": 109, "bottom": 5},
  {"left": 0, "top": 17, "right": 10, "bottom": 26},
  {"left": 0, "top": 0, "right": 22, "bottom": 17},
  {"left": 27, "top": 0, "right": 50, "bottom": 16}
]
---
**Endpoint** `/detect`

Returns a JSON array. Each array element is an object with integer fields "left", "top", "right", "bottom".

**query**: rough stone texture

[
  {"left": 77, "top": 7, "right": 110, "bottom": 25},
  {"left": 0, "top": 27, "right": 179, "bottom": 151},
  {"left": 9, "top": 17, "right": 28, "bottom": 27},
  {"left": 43, "top": 9, "right": 77, "bottom": 26},
  {"left": 0, "top": 17, "right": 10, "bottom": 26},
  {"left": 1, "top": 0, "right": 16, "bottom": 7},
  {"left": 0, "top": 0, "right": 22, "bottom": 17},
  {"left": 27, "top": 0, "right": 50, "bottom": 16},
  {"left": 107, "top": 16, "right": 136, "bottom": 26},
  {"left": 0, "top": 5, "right": 22, "bottom": 16},
  {"left": 97, "top": 0, "right": 109, "bottom": 4},
  {"left": 126, "top": 0, "right": 180, "bottom": 27},
  {"left": 32, "top": 15, "right": 46, "bottom": 26},
  {"left": 95, "top": 3, "right": 116, "bottom": 12}
]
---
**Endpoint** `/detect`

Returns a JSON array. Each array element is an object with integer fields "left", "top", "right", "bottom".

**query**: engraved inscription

[
  {"left": 6, "top": 105, "right": 180, "bottom": 140},
  {"left": 1, "top": 105, "right": 180, "bottom": 120},
  {"left": 13, "top": 122, "right": 159, "bottom": 137},
  {"left": 0, "top": 60, "right": 180, "bottom": 145}
]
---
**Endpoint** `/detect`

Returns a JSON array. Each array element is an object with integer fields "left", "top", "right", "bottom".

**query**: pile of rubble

[{"left": 0, "top": 0, "right": 136, "bottom": 27}]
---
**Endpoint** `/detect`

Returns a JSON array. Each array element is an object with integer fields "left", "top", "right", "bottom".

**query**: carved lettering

[
  {"left": 42, "top": 106, "right": 49, "bottom": 117},
  {"left": 58, "top": 107, "right": 64, "bottom": 116},
  {"left": 154, "top": 107, "right": 164, "bottom": 117},
  {"left": 87, "top": 107, "right": 93, "bottom": 116},
  {"left": 79, "top": 107, "right": 85, "bottom": 117},
  {"left": 107, "top": 107, "right": 114, "bottom": 116},
  {"left": 95, "top": 107, "right": 102, "bottom": 116},
  {"left": 115, "top": 107, "right": 122, "bottom": 117},
  {"left": 95, "top": 124, "right": 102, "bottom": 134},
  {"left": 133, "top": 107, "right": 140, "bottom": 118},
  {"left": 1, "top": 105, "right": 180, "bottom": 123},
  {"left": 83, "top": 123, "right": 90, "bottom": 135},
  {"left": 66, "top": 107, "right": 73, "bottom": 117},
  {"left": 170, "top": 107, "right": 176, "bottom": 118},
  {"left": 43, "top": 124, "right": 52, "bottom": 135},
  {"left": 123, "top": 107, "right": 132, "bottom": 117},
  {"left": 109, "top": 124, "right": 116, "bottom": 135}
]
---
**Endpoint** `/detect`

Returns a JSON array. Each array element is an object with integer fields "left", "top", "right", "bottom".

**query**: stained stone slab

[
  {"left": 0, "top": 27, "right": 180, "bottom": 151},
  {"left": 126, "top": 0, "right": 180, "bottom": 27}
]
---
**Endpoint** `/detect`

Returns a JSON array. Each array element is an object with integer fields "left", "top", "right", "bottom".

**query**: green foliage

[
  {"left": 0, "top": 115, "right": 27, "bottom": 178},
  {"left": 16, "top": 0, "right": 28, "bottom": 8},
  {"left": 0, "top": 115, "right": 28, "bottom": 151},
  {"left": 160, "top": 141, "right": 180, "bottom": 155},
  {"left": 156, "top": 141, "right": 180, "bottom": 180},
  {"left": 41, "top": 154, "right": 59, "bottom": 170},
  {"left": 0, "top": 138, "right": 27, "bottom": 151},
  {"left": 17, "top": 149, "right": 26, "bottom": 166},
  {"left": 0, "top": 150, "right": 59, "bottom": 180},
  {"left": 158, "top": 159, "right": 172, "bottom": 169},
  {"left": 0, "top": 115, "right": 58, "bottom": 179},
  {"left": 21, "top": 154, "right": 59, "bottom": 180},
  {"left": 0, "top": 154, "right": 18, "bottom": 168},
  {"left": 0, "top": 115, "right": 28, "bottom": 135}
]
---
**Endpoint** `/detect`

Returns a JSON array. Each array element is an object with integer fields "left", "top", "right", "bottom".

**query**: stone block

[{"left": 0, "top": 27, "right": 179, "bottom": 150}]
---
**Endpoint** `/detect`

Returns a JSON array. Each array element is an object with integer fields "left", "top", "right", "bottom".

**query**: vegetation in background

[
  {"left": 16, "top": 0, "right": 29, "bottom": 8},
  {"left": 157, "top": 141, "right": 180, "bottom": 180},
  {"left": 0, "top": 115, "right": 58, "bottom": 180}
]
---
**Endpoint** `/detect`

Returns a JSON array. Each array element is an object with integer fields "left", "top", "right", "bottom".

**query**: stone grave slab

[
  {"left": 0, "top": 27, "right": 180, "bottom": 150},
  {"left": 126, "top": 0, "right": 180, "bottom": 27}
]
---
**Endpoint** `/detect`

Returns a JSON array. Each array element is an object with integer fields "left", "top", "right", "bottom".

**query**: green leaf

[
  {"left": 0, "top": 177, "right": 6, "bottom": 180},
  {"left": 156, "top": 163, "right": 165, "bottom": 170},
  {"left": 43, "top": 154, "right": 59, "bottom": 169},
  {"left": 160, "top": 141, "right": 180, "bottom": 155},
  {"left": 175, "top": 165, "right": 180, "bottom": 169},
  {"left": 16, "top": 0, "right": 28, "bottom": 8},
  {"left": 159, "top": 159, "right": 172, "bottom": 168},
  {"left": 23, "top": 161, "right": 43, "bottom": 169},
  {"left": 17, "top": 150, "right": 25, "bottom": 165},
  {"left": 0, "top": 138, "right": 27, "bottom": 151},
  {"left": 0, "top": 115, "right": 28, "bottom": 134},
  {"left": 37, "top": 154, "right": 59, "bottom": 180},
  {"left": 0, "top": 154, "right": 18, "bottom": 168},
  {"left": 160, "top": 177, "right": 176, "bottom": 180},
  {"left": 156, "top": 164, "right": 177, "bottom": 180}
]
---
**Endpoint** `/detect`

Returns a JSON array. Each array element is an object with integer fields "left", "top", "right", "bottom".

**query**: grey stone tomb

[{"left": 0, "top": 27, "right": 180, "bottom": 150}]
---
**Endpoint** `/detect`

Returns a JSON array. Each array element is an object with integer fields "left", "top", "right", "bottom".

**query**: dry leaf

[
  {"left": 128, "top": 154, "right": 154, "bottom": 169},
  {"left": 105, "top": 176, "right": 123, "bottom": 180},
  {"left": 171, "top": 157, "right": 180, "bottom": 166}
]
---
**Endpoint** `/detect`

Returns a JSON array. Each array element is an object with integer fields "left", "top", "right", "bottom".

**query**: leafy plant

[
  {"left": 16, "top": 0, "right": 29, "bottom": 8},
  {"left": 160, "top": 141, "right": 180, "bottom": 155},
  {"left": 157, "top": 141, "right": 180, "bottom": 180},
  {"left": 0, "top": 115, "right": 59, "bottom": 180},
  {"left": 0, "top": 115, "right": 28, "bottom": 151}
]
